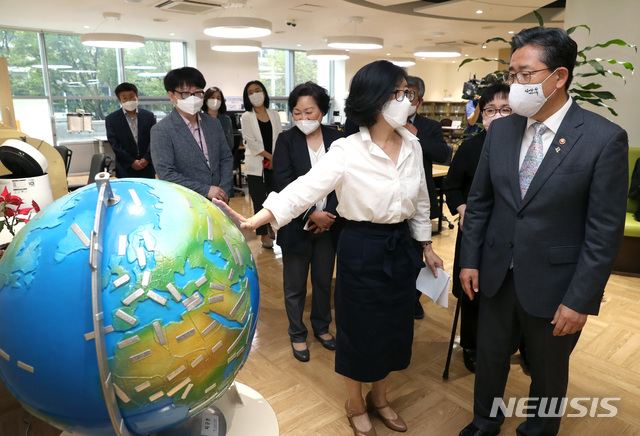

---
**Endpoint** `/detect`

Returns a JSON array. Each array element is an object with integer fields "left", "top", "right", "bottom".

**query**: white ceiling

[{"left": 0, "top": 0, "right": 564, "bottom": 60}]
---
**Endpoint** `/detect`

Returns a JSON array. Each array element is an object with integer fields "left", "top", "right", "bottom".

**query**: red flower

[
  {"left": 4, "top": 207, "right": 15, "bottom": 217},
  {"left": 0, "top": 187, "right": 8, "bottom": 203},
  {"left": 32, "top": 200, "right": 40, "bottom": 213}
]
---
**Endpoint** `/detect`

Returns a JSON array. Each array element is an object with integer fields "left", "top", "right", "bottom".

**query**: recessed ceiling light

[
  {"left": 203, "top": 17, "right": 272, "bottom": 39},
  {"left": 413, "top": 45, "right": 461, "bottom": 58},
  {"left": 84, "top": 25, "right": 90, "bottom": 29},
  {"left": 210, "top": 39, "right": 262, "bottom": 52},
  {"left": 476, "top": 10, "right": 483, "bottom": 14},
  {"left": 169, "top": 32, "right": 175, "bottom": 36},
  {"left": 384, "top": 57, "right": 416, "bottom": 67},
  {"left": 306, "top": 50, "right": 350, "bottom": 60},
  {"left": 465, "top": 54, "right": 469, "bottom": 57},
  {"left": 327, "top": 36, "right": 383, "bottom": 50},
  {"left": 482, "top": 45, "right": 487, "bottom": 49},
  {"left": 297, "top": 44, "right": 301, "bottom": 47}
]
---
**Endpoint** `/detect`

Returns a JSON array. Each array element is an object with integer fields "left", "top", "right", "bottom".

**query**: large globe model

[{"left": 0, "top": 178, "right": 260, "bottom": 435}]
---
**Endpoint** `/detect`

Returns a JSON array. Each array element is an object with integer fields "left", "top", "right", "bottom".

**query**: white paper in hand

[{"left": 416, "top": 267, "right": 450, "bottom": 308}]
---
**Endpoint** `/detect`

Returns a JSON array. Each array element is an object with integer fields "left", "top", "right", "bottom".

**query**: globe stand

[{"left": 60, "top": 382, "right": 279, "bottom": 436}]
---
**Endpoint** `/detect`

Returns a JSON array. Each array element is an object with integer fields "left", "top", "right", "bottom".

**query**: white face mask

[
  {"left": 176, "top": 95, "right": 203, "bottom": 116},
  {"left": 381, "top": 97, "right": 413, "bottom": 129},
  {"left": 295, "top": 119, "right": 321, "bottom": 135},
  {"left": 208, "top": 98, "right": 221, "bottom": 111},
  {"left": 407, "top": 103, "right": 418, "bottom": 117},
  {"left": 249, "top": 91, "right": 264, "bottom": 108},
  {"left": 122, "top": 100, "right": 138, "bottom": 112},
  {"left": 509, "top": 68, "right": 558, "bottom": 118}
]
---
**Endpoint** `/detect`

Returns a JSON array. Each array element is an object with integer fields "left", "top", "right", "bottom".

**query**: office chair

[
  {"left": 68, "top": 153, "right": 112, "bottom": 191},
  {"left": 53, "top": 145, "right": 73, "bottom": 175}
]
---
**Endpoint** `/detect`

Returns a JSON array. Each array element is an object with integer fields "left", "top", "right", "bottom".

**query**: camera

[
  {"left": 286, "top": 19, "right": 296, "bottom": 27},
  {"left": 461, "top": 73, "right": 501, "bottom": 100}
]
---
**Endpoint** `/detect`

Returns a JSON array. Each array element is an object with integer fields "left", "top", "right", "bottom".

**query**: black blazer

[
  {"left": 273, "top": 125, "right": 345, "bottom": 254},
  {"left": 443, "top": 130, "right": 486, "bottom": 215},
  {"left": 105, "top": 108, "right": 157, "bottom": 178},
  {"left": 411, "top": 114, "right": 451, "bottom": 218},
  {"left": 460, "top": 101, "right": 628, "bottom": 317}
]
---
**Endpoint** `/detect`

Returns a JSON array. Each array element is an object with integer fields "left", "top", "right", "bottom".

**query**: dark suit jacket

[
  {"left": 460, "top": 101, "right": 628, "bottom": 317},
  {"left": 150, "top": 109, "right": 234, "bottom": 198},
  {"left": 105, "top": 108, "right": 156, "bottom": 178},
  {"left": 273, "top": 125, "right": 345, "bottom": 254},
  {"left": 411, "top": 114, "right": 451, "bottom": 219}
]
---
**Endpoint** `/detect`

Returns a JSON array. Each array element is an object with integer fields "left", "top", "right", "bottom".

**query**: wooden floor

[
  {"left": 1, "top": 186, "right": 639, "bottom": 435},
  {"left": 229, "top": 190, "right": 640, "bottom": 436}
]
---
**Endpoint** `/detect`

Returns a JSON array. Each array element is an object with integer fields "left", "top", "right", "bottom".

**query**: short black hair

[
  {"left": 202, "top": 87, "right": 228, "bottom": 114},
  {"left": 406, "top": 76, "right": 425, "bottom": 100},
  {"left": 288, "top": 81, "right": 330, "bottom": 115},
  {"left": 511, "top": 26, "right": 577, "bottom": 91},
  {"left": 242, "top": 80, "right": 270, "bottom": 111},
  {"left": 345, "top": 60, "right": 408, "bottom": 128},
  {"left": 163, "top": 67, "right": 206, "bottom": 93},
  {"left": 479, "top": 83, "right": 511, "bottom": 112},
  {"left": 115, "top": 82, "right": 138, "bottom": 99}
]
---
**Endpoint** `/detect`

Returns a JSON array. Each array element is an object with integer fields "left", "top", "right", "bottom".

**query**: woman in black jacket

[
  {"left": 444, "top": 83, "right": 511, "bottom": 373},
  {"left": 272, "top": 82, "right": 344, "bottom": 362}
]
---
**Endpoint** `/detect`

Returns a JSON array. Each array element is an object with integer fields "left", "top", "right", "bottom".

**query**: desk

[{"left": 441, "top": 126, "right": 463, "bottom": 144}]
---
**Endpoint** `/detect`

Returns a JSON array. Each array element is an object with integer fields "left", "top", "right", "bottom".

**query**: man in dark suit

[
  {"left": 151, "top": 67, "right": 233, "bottom": 201},
  {"left": 405, "top": 75, "right": 451, "bottom": 319},
  {"left": 105, "top": 82, "right": 156, "bottom": 178},
  {"left": 458, "top": 27, "right": 628, "bottom": 436}
]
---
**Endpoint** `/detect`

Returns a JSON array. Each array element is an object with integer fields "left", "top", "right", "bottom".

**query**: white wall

[
  {"left": 565, "top": 0, "right": 640, "bottom": 147},
  {"left": 194, "top": 40, "right": 259, "bottom": 98}
]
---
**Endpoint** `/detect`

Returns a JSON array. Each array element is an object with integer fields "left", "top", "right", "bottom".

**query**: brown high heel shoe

[
  {"left": 345, "top": 400, "right": 377, "bottom": 436},
  {"left": 365, "top": 392, "right": 407, "bottom": 432}
]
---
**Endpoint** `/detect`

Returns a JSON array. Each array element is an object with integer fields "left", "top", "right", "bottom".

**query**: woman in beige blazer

[{"left": 240, "top": 80, "right": 283, "bottom": 248}]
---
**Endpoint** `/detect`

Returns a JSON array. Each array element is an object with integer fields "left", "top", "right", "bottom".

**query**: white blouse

[
  {"left": 307, "top": 142, "right": 327, "bottom": 212},
  {"left": 264, "top": 126, "right": 432, "bottom": 242}
]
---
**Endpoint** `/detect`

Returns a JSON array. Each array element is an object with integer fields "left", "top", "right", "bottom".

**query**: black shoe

[
  {"left": 414, "top": 300, "right": 425, "bottom": 319},
  {"left": 459, "top": 422, "right": 499, "bottom": 436},
  {"left": 463, "top": 348, "right": 477, "bottom": 373},
  {"left": 314, "top": 333, "right": 336, "bottom": 350},
  {"left": 291, "top": 343, "right": 310, "bottom": 362}
]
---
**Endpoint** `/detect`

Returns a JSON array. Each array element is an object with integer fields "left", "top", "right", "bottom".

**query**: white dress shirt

[
  {"left": 519, "top": 96, "right": 573, "bottom": 168},
  {"left": 307, "top": 142, "right": 327, "bottom": 212},
  {"left": 123, "top": 107, "right": 138, "bottom": 144},
  {"left": 264, "top": 125, "right": 432, "bottom": 242}
]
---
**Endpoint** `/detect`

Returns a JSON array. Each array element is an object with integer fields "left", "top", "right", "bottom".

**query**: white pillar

[{"left": 565, "top": 0, "right": 640, "bottom": 146}]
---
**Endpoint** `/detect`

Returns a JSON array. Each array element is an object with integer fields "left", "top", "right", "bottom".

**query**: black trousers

[
  {"left": 473, "top": 270, "right": 581, "bottom": 436},
  {"left": 247, "top": 171, "right": 275, "bottom": 236},
  {"left": 282, "top": 232, "right": 335, "bottom": 343}
]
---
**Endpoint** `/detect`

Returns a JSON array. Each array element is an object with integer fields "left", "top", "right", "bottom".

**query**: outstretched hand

[{"left": 211, "top": 198, "right": 253, "bottom": 230}]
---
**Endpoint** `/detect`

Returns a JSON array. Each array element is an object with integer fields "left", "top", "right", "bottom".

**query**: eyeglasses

[
  {"left": 483, "top": 107, "right": 513, "bottom": 118},
  {"left": 392, "top": 89, "right": 416, "bottom": 102},
  {"left": 173, "top": 90, "right": 205, "bottom": 99},
  {"left": 506, "top": 68, "right": 551, "bottom": 85}
]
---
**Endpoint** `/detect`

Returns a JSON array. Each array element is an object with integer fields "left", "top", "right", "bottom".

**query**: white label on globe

[{"left": 200, "top": 412, "right": 219, "bottom": 436}]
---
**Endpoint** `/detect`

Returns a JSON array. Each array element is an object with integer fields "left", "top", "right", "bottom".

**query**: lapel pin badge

[
  {"left": 555, "top": 146, "right": 561, "bottom": 153},
  {"left": 559, "top": 138, "right": 566, "bottom": 144}
]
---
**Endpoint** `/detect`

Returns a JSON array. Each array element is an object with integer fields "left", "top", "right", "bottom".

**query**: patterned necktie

[{"left": 519, "top": 122, "right": 546, "bottom": 198}]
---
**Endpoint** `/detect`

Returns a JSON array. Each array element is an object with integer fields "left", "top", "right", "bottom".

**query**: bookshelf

[{"left": 420, "top": 101, "right": 467, "bottom": 127}]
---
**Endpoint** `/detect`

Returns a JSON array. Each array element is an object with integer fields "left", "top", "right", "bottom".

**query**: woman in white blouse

[
  {"left": 217, "top": 61, "right": 442, "bottom": 436},
  {"left": 240, "top": 80, "right": 283, "bottom": 248}
]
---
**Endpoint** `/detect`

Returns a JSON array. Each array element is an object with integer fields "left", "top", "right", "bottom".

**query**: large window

[
  {"left": 0, "top": 30, "right": 45, "bottom": 96},
  {"left": 258, "top": 48, "right": 336, "bottom": 124},
  {"left": 1, "top": 28, "right": 185, "bottom": 146}
]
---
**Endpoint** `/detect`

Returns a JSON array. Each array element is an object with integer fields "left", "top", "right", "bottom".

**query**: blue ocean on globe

[{"left": 0, "top": 178, "right": 260, "bottom": 435}]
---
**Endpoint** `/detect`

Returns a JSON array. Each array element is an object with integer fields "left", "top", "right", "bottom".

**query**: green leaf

[
  {"left": 534, "top": 10, "right": 544, "bottom": 26},
  {"left": 572, "top": 82, "right": 603, "bottom": 90},
  {"left": 572, "top": 96, "right": 618, "bottom": 116},
  {"left": 484, "top": 37, "right": 510, "bottom": 45},
  {"left": 587, "top": 59, "right": 606, "bottom": 75},
  {"left": 598, "top": 58, "right": 635, "bottom": 72},
  {"left": 567, "top": 24, "right": 591, "bottom": 35},
  {"left": 571, "top": 90, "right": 616, "bottom": 100},
  {"left": 457, "top": 57, "right": 508, "bottom": 70},
  {"left": 581, "top": 39, "right": 637, "bottom": 53}
]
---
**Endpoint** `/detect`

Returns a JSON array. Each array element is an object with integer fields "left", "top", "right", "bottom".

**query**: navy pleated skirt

[{"left": 334, "top": 220, "right": 424, "bottom": 382}]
